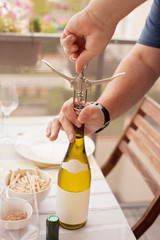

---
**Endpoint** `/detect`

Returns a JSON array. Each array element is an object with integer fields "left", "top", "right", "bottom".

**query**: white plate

[{"left": 15, "top": 129, "right": 95, "bottom": 167}]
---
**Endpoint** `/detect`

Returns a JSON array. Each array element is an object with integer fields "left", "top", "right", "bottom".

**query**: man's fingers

[
  {"left": 61, "top": 34, "right": 77, "bottom": 50},
  {"left": 59, "top": 112, "right": 76, "bottom": 142},
  {"left": 61, "top": 99, "right": 81, "bottom": 128},
  {"left": 46, "top": 121, "right": 52, "bottom": 137},
  {"left": 46, "top": 116, "right": 62, "bottom": 141},
  {"left": 70, "top": 53, "right": 79, "bottom": 62}
]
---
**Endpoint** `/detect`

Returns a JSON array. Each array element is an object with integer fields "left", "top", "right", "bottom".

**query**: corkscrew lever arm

[
  {"left": 85, "top": 72, "right": 126, "bottom": 88},
  {"left": 41, "top": 59, "right": 76, "bottom": 83},
  {"left": 42, "top": 59, "right": 126, "bottom": 92}
]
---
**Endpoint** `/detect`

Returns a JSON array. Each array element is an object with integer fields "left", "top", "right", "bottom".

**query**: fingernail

[
  {"left": 71, "top": 56, "right": 77, "bottom": 61},
  {"left": 46, "top": 130, "right": 50, "bottom": 137},
  {"left": 50, "top": 131, "right": 55, "bottom": 138},
  {"left": 68, "top": 133, "right": 74, "bottom": 142}
]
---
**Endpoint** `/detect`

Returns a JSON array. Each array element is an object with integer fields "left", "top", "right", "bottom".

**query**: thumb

[
  {"left": 75, "top": 50, "right": 95, "bottom": 73},
  {"left": 78, "top": 105, "right": 94, "bottom": 123},
  {"left": 77, "top": 104, "right": 96, "bottom": 124}
]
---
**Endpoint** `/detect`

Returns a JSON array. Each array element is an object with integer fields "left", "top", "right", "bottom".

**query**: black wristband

[{"left": 89, "top": 102, "right": 110, "bottom": 133}]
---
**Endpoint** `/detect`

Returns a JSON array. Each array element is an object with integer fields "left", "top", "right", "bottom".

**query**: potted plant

[{"left": 0, "top": 0, "right": 68, "bottom": 66}]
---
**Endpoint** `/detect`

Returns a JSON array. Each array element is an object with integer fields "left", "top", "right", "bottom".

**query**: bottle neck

[
  {"left": 74, "top": 124, "right": 84, "bottom": 139},
  {"left": 68, "top": 124, "right": 85, "bottom": 154}
]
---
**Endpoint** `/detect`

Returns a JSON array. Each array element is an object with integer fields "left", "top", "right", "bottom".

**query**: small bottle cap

[
  {"left": 46, "top": 215, "right": 59, "bottom": 240},
  {"left": 48, "top": 215, "right": 59, "bottom": 223}
]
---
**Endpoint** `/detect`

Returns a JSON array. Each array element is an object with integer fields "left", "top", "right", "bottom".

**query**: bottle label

[
  {"left": 56, "top": 186, "right": 90, "bottom": 225},
  {"left": 62, "top": 159, "right": 88, "bottom": 173}
]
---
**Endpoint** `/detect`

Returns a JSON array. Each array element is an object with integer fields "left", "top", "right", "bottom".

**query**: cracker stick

[
  {"left": 30, "top": 175, "right": 35, "bottom": 189},
  {"left": 11, "top": 173, "right": 21, "bottom": 185},
  {"left": 26, "top": 171, "right": 31, "bottom": 184},
  {"left": 20, "top": 177, "right": 28, "bottom": 185},
  {"left": 8, "top": 168, "right": 52, "bottom": 193},
  {"left": 35, "top": 167, "right": 40, "bottom": 177},
  {"left": 18, "top": 168, "right": 24, "bottom": 177},
  {"left": 41, "top": 178, "right": 51, "bottom": 190},
  {"left": 10, "top": 171, "right": 15, "bottom": 185},
  {"left": 36, "top": 180, "right": 41, "bottom": 192},
  {"left": 24, "top": 175, "right": 28, "bottom": 184}
]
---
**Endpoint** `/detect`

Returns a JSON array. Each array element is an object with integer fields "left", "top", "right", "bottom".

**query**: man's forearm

[
  {"left": 86, "top": 0, "right": 147, "bottom": 26},
  {"left": 98, "top": 44, "right": 160, "bottom": 121}
]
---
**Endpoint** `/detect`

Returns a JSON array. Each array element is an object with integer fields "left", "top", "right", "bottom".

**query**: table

[{"left": 0, "top": 116, "right": 136, "bottom": 240}]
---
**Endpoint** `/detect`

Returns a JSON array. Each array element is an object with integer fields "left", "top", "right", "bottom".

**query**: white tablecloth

[
  {"left": 38, "top": 178, "right": 136, "bottom": 240},
  {"left": 0, "top": 117, "right": 136, "bottom": 240}
]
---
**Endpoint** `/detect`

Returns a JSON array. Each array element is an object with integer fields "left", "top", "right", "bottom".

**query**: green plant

[
  {"left": 0, "top": 0, "right": 68, "bottom": 33},
  {"left": 47, "top": 87, "right": 97, "bottom": 115},
  {"left": 30, "top": 18, "right": 41, "bottom": 32},
  {"left": 48, "top": 88, "right": 72, "bottom": 115}
]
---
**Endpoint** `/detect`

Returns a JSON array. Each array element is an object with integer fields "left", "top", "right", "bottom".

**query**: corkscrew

[{"left": 42, "top": 59, "right": 125, "bottom": 112}]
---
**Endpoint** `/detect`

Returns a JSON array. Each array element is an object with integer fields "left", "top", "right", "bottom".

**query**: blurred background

[{"left": 0, "top": 0, "right": 160, "bottom": 203}]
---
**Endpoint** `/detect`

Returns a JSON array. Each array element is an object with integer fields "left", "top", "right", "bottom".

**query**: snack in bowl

[
  {"left": 4, "top": 168, "right": 53, "bottom": 203},
  {"left": 0, "top": 198, "right": 32, "bottom": 230},
  {"left": 4, "top": 211, "right": 27, "bottom": 221}
]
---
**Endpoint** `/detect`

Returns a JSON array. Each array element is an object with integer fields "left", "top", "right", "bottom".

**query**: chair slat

[
  {"left": 126, "top": 128, "right": 160, "bottom": 174},
  {"left": 134, "top": 114, "right": 160, "bottom": 146},
  {"left": 132, "top": 189, "right": 160, "bottom": 239},
  {"left": 101, "top": 148, "right": 122, "bottom": 176},
  {"left": 137, "top": 128, "right": 160, "bottom": 167},
  {"left": 101, "top": 96, "right": 160, "bottom": 238},
  {"left": 141, "top": 96, "right": 160, "bottom": 125},
  {"left": 119, "top": 140, "right": 159, "bottom": 195}
]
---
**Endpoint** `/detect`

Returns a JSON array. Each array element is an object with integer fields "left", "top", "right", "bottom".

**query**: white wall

[{"left": 114, "top": 0, "right": 153, "bottom": 40}]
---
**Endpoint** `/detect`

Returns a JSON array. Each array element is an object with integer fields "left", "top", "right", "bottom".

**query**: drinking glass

[
  {"left": 0, "top": 80, "right": 19, "bottom": 143},
  {"left": 0, "top": 184, "right": 40, "bottom": 240},
  {"left": 0, "top": 107, "right": 3, "bottom": 140}
]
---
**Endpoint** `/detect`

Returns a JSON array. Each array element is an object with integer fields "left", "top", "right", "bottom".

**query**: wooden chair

[{"left": 101, "top": 95, "right": 160, "bottom": 239}]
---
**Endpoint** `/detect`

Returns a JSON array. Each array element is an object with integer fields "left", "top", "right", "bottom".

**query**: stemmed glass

[
  {"left": 0, "top": 80, "right": 19, "bottom": 143},
  {"left": 0, "top": 184, "right": 40, "bottom": 240}
]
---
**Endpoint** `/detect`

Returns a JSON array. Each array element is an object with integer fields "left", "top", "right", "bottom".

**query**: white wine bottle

[{"left": 56, "top": 124, "right": 91, "bottom": 229}]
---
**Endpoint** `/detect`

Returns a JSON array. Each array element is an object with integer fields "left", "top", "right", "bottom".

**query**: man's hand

[
  {"left": 60, "top": 8, "right": 117, "bottom": 73},
  {"left": 46, "top": 99, "right": 104, "bottom": 142}
]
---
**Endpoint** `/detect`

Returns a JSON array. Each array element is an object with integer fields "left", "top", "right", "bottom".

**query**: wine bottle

[{"left": 56, "top": 124, "right": 91, "bottom": 229}]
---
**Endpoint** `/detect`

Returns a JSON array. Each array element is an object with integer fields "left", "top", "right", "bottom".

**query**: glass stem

[{"left": 4, "top": 115, "right": 9, "bottom": 140}]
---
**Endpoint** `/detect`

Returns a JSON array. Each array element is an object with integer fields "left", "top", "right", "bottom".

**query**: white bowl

[
  {"left": 4, "top": 168, "right": 53, "bottom": 203},
  {"left": 0, "top": 198, "right": 32, "bottom": 230}
]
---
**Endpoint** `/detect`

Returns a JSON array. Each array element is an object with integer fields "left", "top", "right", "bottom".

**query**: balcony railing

[{"left": 0, "top": 33, "right": 136, "bottom": 139}]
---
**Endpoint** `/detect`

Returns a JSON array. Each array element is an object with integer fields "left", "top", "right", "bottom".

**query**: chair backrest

[{"left": 101, "top": 95, "right": 160, "bottom": 239}]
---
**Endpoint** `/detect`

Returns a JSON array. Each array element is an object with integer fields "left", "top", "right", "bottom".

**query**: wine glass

[
  {"left": 0, "top": 80, "right": 19, "bottom": 143},
  {"left": 0, "top": 107, "right": 3, "bottom": 139},
  {"left": 0, "top": 184, "right": 40, "bottom": 240}
]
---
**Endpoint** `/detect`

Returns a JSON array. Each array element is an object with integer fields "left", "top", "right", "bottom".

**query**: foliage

[
  {"left": 31, "top": 0, "right": 50, "bottom": 15},
  {"left": 48, "top": 88, "right": 72, "bottom": 115},
  {"left": 47, "top": 87, "right": 96, "bottom": 115},
  {"left": 0, "top": 0, "right": 33, "bottom": 32},
  {"left": 0, "top": 0, "right": 68, "bottom": 33}
]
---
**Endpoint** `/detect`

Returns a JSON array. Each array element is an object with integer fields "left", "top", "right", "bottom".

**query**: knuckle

[
  {"left": 65, "top": 48, "right": 72, "bottom": 55},
  {"left": 62, "top": 99, "right": 73, "bottom": 112},
  {"left": 59, "top": 112, "right": 65, "bottom": 123}
]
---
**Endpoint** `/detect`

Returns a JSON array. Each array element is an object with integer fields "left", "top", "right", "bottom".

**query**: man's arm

[
  {"left": 46, "top": 44, "right": 160, "bottom": 142},
  {"left": 98, "top": 43, "right": 160, "bottom": 121}
]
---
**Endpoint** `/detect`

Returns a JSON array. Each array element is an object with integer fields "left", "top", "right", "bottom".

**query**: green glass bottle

[
  {"left": 56, "top": 124, "right": 91, "bottom": 229},
  {"left": 46, "top": 215, "right": 59, "bottom": 240}
]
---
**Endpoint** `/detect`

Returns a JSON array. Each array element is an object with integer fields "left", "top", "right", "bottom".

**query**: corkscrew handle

[
  {"left": 42, "top": 59, "right": 126, "bottom": 111},
  {"left": 73, "top": 65, "right": 88, "bottom": 113}
]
